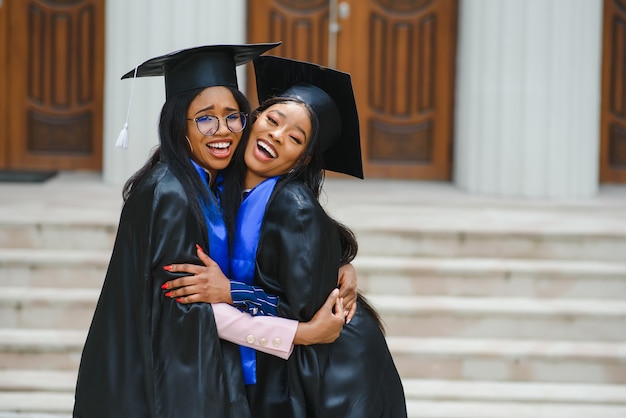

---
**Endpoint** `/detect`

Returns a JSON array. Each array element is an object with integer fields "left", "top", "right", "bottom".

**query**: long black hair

[
  {"left": 221, "top": 95, "right": 384, "bottom": 332},
  {"left": 123, "top": 86, "right": 251, "bottom": 244}
]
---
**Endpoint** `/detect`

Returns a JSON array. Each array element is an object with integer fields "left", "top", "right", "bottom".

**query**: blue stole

[
  {"left": 191, "top": 160, "right": 229, "bottom": 276},
  {"left": 230, "top": 176, "right": 279, "bottom": 385}
]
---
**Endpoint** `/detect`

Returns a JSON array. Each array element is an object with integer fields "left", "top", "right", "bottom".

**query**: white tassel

[
  {"left": 116, "top": 66, "right": 138, "bottom": 150},
  {"left": 115, "top": 123, "right": 129, "bottom": 148}
]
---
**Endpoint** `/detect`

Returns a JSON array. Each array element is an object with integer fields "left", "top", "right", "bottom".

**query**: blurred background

[
  {"left": 2, "top": 0, "right": 624, "bottom": 198},
  {"left": 1, "top": 1, "right": 625, "bottom": 417}
]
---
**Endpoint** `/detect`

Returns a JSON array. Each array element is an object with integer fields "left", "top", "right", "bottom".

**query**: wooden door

[
  {"left": 0, "top": 0, "right": 8, "bottom": 168},
  {"left": 246, "top": 0, "right": 331, "bottom": 109},
  {"left": 0, "top": 0, "right": 104, "bottom": 172},
  {"left": 601, "top": 0, "right": 626, "bottom": 183},
  {"left": 247, "top": 0, "right": 457, "bottom": 180}
]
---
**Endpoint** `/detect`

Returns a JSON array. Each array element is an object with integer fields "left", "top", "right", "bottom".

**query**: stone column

[
  {"left": 454, "top": 0, "right": 603, "bottom": 198},
  {"left": 102, "top": 0, "right": 248, "bottom": 185}
]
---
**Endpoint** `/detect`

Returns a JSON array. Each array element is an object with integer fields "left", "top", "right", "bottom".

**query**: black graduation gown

[
  {"left": 73, "top": 162, "right": 250, "bottom": 418},
  {"left": 247, "top": 181, "right": 407, "bottom": 418}
]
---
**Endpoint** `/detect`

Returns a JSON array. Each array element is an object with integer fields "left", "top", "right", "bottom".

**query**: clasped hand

[
  {"left": 162, "top": 244, "right": 358, "bottom": 324},
  {"left": 162, "top": 244, "right": 233, "bottom": 304}
]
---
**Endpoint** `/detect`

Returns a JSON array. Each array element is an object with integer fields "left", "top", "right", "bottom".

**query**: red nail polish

[
  {"left": 161, "top": 283, "right": 168, "bottom": 289},
  {"left": 163, "top": 265, "right": 172, "bottom": 271},
  {"left": 176, "top": 298, "right": 182, "bottom": 303},
  {"left": 196, "top": 244, "right": 203, "bottom": 252},
  {"left": 165, "top": 291, "right": 172, "bottom": 297}
]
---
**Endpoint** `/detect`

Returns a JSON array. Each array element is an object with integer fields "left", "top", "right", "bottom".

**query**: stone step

[
  {"left": 402, "top": 378, "right": 626, "bottom": 405},
  {"left": 0, "top": 370, "right": 76, "bottom": 392},
  {"left": 3, "top": 248, "right": 626, "bottom": 300},
  {"left": 404, "top": 400, "right": 626, "bottom": 418},
  {"left": 2, "top": 371, "right": 626, "bottom": 405},
  {"left": 3, "top": 329, "right": 625, "bottom": 386},
  {"left": 0, "top": 288, "right": 98, "bottom": 330},
  {"left": 355, "top": 256, "right": 626, "bottom": 299},
  {"left": 3, "top": 199, "right": 626, "bottom": 263},
  {"left": 0, "top": 371, "right": 75, "bottom": 416},
  {"left": 387, "top": 337, "right": 626, "bottom": 384},
  {"left": 3, "top": 394, "right": 626, "bottom": 418},
  {"left": 0, "top": 221, "right": 116, "bottom": 252},
  {"left": 1, "top": 370, "right": 626, "bottom": 417},
  {"left": 3, "top": 286, "right": 625, "bottom": 344},
  {"left": 0, "top": 393, "right": 72, "bottom": 416},
  {"left": 368, "top": 295, "right": 626, "bottom": 341},
  {"left": 325, "top": 193, "right": 626, "bottom": 263},
  {"left": 354, "top": 226, "right": 626, "bottom": 262},
  {"left": 0, "top": 329, "right": 84, "bottom": 371},
  {"left": 0, "top": 249, "right": 108, "bottom": 288},
  {"left": 0, "top": 413, "right": 70, "bottom": 418}
]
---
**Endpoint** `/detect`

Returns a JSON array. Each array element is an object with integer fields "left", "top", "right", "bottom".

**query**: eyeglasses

[{"left": 187, "top": 112, "right": 247, "bottom": 136}]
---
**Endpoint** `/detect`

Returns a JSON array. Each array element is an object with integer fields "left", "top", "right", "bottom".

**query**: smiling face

[
  {"left": 186, "top": 86, "right": 243, "bottom": 179},
  {"left": 243, "top": 101, "right": 312, "bottom": 189}
]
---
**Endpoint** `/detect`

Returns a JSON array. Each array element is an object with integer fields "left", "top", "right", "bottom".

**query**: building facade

[{"left": 0, "top": 0, "right": 615, "bottom": 198}]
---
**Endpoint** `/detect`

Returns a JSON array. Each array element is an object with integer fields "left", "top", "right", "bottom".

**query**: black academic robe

[
  {"left": 73, "top": 162, "right": 250, "bottom": 418},
  {"left": 247, "top": 181, "right": 407, "bottom": 418}
]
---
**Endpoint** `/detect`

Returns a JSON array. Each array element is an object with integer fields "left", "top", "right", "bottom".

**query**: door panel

[
  {"left": 341, "top": 0, "right": 456, "bottom": 179},
  {"left": 2, "top": 0, "right": 104, "bottom": 171},
  {"left": 246, "top": 0, "right": 330, "bottom": 109},
  {"left": 601, "top": 0, "right": 626, "bottom": 183},
  {"left": 0, "top": 0, "right": 7, "bottom": 167},
  {"left": 247, "top": 0, "right": 457, "bottom": 180}
]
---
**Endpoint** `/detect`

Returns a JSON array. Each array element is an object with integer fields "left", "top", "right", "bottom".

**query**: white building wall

[
  {"left": 454, "top": 0, "right": 603, "bottom": 198},
  {"left": 103, "top": 0, "right": 605, "bottom": 198},
  {"left": 103, "top": 0, "right": 248, "bottom": 185}
]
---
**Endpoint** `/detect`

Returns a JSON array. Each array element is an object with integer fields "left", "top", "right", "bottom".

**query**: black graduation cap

[
  {"left": 121, "top": 43, "right": 281, "bottom": 99},
  {"left": 253, "top": 55, "right": 363, "bottom": 179}
]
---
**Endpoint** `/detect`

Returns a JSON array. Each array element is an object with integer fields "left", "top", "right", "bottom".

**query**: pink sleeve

[{"left": 212, "top": 303, "right": 296, "bottom": 360}]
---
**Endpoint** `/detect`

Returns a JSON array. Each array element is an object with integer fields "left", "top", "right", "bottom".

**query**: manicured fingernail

[
  {"left": 196, "top": 244, "right": 203, "bottom": 252},
  {"left": 161, "top": 283, "right": 168, "bottom": 289},
  {"left": 165, "top": 291, "right": 172, "bottom": 297},
  {"left": 176, "top": 298, "right": 182, "bottom": 303},
  {"left": 163, "top": 265, "right": 172, "bottom": 271}
]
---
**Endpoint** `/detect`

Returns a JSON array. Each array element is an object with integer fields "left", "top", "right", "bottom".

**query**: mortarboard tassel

[
  {"left": 115, "top": 65, "right": 138, "bottom": 149},
  {"left": 115, "top": 122, "right": 129, "bottom": 149}
]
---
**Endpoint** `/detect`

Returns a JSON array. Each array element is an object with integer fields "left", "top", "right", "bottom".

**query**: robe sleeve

[
  {"left": 256, "top": 183, "right": 341, "bottom": 322},
  {"left": 230, "top": 280, "right": 279, "bottom": 316}
]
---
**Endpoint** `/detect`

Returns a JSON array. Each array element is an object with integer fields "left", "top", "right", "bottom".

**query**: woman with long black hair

[{"left": 73, "top": 45, "right": 347, "bottom": 418}]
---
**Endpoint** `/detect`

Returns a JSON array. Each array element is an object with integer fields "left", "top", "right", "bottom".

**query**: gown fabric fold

[
  {"left": 246, "top": 180, "right": 407, "bottom": 418},
  {"left": 73, "top": 162, "right": 250, "bottom": 418}
]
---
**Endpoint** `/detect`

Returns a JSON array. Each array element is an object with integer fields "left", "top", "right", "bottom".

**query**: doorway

[
  {"left": 247, "top": 0, "right": 458, "bottom": 180},
  {"left": 0, "top": 0, "right": 104, "bottom": 172}
]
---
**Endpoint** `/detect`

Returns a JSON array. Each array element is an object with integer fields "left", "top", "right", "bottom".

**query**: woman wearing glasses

[{"left": 73, "top": 44, "right": 351, "bottom": 418}]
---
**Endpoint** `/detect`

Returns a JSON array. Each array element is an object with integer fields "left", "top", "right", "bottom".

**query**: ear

[{"left": 301, "top": 155, "right": 312, "bottom": 166}]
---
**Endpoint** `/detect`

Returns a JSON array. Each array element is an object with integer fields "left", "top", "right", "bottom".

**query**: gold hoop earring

[{"left": 185, "top": 136, "right": 193, "bottom": 153}]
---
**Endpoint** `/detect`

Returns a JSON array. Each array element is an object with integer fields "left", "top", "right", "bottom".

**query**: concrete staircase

[
  {"left": 0, "top": 175, "right": 119, "bottom": 418},
  {"left": 0, "top": 175, "right": 625, "bottom": 417},
  {"left": 325, "top": 181, "right": 626, "bottom": 417}
]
